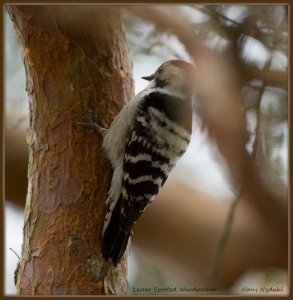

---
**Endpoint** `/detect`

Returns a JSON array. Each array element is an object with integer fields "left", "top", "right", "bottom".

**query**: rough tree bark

[{"left": 7, "top": 5, "right": 133, "bottom": 295}]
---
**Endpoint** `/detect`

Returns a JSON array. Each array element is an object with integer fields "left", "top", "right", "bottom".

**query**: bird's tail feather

[
  {"left": 102, "top": 227, "right": 130, "bottom": 266},
  {"left": 102, "top": 198, "right": 130, "bottom": 266}
]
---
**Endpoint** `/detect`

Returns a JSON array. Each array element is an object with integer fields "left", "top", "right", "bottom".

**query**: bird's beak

[{"left": 142, "top": 74, "right": 155, "bottom": 81}]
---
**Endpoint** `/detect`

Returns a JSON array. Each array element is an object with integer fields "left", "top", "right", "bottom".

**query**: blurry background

[{"left": 5, "top": 5, "right": 288, "bottom": 295}]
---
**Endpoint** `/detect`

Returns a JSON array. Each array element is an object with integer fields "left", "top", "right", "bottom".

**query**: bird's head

[{"left": 142, "top": 59, "right": 196, "bottom": 95}]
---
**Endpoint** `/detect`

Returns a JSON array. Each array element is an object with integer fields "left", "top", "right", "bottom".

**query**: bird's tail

[
  {"left": 102, "top": 227, "right": 130, "bottom": 266},
  {"left": 102, "top": 199, "right": 130, "bottom": 266}
]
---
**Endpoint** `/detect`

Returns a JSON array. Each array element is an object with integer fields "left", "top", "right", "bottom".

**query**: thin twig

[
  {"left": 207, "top": 198, "right": 239, "bottom": 280},
  {"left": 9, "top": 247, "right": 21, "bottom": 260},
  {"left": 251, "top": 83, "right": 265, "bottom": 160}
]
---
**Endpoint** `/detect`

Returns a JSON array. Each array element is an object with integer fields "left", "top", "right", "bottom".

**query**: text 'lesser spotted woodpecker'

[{"left": 98, "top": 59, "right": 196, "bottom": 269}]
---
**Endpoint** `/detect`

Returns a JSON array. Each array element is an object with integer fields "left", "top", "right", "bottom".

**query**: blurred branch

[
  {"left": 124, "top": 6, "right": 287, "bottom": 87},
  {"left": 133, "top": 182, "right": 287, "bottom": 288},
  {"left": 191, "top": 6, "right": 288, "bottom": 87},
  {"left": 251, "top": 52, "right": 272, "bottom": 160},
  {"left": 123, "top": 6, "right": 203, "bottom": 58},
  {"left": 194, "top": 5, "right": 286, "bottom": 49},
  {"left": 251, "top": 83, "right": 265, "bottom": 160},
  {"left": 194, "top": 5, "right": 242, "bottom": 27},
  {"left": 243, "top": 65, "right": 288, "bottom": 88},
  {"left": 125, "top": 4, "right": 287, "bottom": 244},
  {"left": 207, "top": 198, "right": 240, "bottom": 280}
]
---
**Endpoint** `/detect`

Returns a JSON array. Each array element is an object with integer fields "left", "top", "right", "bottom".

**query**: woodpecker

[{"left": 97, "top": 60, "right": 196, "bottom": 268}]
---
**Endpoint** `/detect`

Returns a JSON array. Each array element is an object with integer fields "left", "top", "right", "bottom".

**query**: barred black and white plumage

[{"left": 100, "top": 60, "right": 196, "bottom": 267}]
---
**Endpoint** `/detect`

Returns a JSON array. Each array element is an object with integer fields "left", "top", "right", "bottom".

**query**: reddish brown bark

[{"left": 7, "top": 5, "right": 133, "bottom": 295}]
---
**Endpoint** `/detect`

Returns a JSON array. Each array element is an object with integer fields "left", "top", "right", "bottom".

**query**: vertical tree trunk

[{"left": 7, "top": 5, "right": 133, "bottom": 295}]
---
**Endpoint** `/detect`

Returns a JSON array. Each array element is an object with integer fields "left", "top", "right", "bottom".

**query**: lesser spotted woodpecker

[{"left": 100, "top": 60, "right": 196, "bottom": 267}]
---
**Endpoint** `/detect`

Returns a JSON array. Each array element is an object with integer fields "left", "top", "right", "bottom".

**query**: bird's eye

[{"left": 158, "top": 66, "right": 164, "bottom": 73}]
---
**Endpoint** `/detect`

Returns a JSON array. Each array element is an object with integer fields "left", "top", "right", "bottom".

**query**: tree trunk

[{"left": 7, "top": 5, "right": 133, "bottom": 295}]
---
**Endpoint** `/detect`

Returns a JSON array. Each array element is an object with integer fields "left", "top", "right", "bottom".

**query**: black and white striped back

[{"left": 102, "top": 90, "right": 192, "bottom": 265}]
